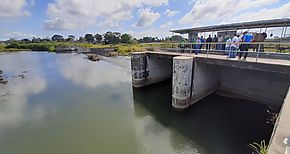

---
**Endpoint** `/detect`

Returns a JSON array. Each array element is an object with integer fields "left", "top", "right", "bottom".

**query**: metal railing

[{"left": 143, "top": 42, "right": 290, "bottom": 62}]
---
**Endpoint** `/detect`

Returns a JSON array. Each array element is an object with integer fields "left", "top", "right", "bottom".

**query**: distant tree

[
  {"left": 21, "top": 39, "right": 31, "bottom": 43},
  {"left": 7, "top": 38, "right": 17, "bottom": 44},
  {"left": 51, "top": 35, "right": 64, "bottom": 42},
  {"left": 167, "top": 35, "right": 184, "bottom": 42},
  {"left": 121, "top": 33, "right": 132, "bottom": 44},
  {"left": 32, "top": 37, "right": 41, "bottom": 43},
  {"left": 103, "top": 31, "right": 113, "bottom": 44},
  {"left": 67, "top": 35, "right": 75, "bottom": 42},
  {"left": 113, "top": 32, "right": 121, "bottom": 44},
  {"left": 94, "top": 34, "right": 102, "bottom": 43},
  {"left": 41, "top": 37, "right": 50, "bottom": 42},
  {"left": 78, "top": 37, "right": 86, "bottom": 42},
  {"left": 84, "top": 34, "right": 95, "bottom": 43},
  {"left": 104, "top": 31, "right": 121, "bottom": 44}
]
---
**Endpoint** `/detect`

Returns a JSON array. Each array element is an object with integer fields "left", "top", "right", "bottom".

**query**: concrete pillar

[
  {"left": 131, "top": 52, "right": 147, "bottom": 88},
  {"left": 172, "top": 56, "right": 194, "bottom": 110}
]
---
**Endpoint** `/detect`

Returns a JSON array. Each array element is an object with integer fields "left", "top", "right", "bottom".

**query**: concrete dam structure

[
  {"left": 131, "top": 51, "right": 290, "bottom": 110},
  {"left": 131, "top": 50, "right": 290, "bottom": 153}
]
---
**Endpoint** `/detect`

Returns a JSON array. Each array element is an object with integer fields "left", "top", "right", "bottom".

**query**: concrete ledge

[
  {"left": 268, "top": 87, "right": 290, "bottom": 154},
  {"left": 196, "top": 57, "right": 290, "bottom": 75}
]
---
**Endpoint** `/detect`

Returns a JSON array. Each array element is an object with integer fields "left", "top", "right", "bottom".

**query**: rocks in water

[
  {"left": 0, "top": 76, "right": 7, "bottom": 84},
  {"left": 19, "top": 74, "right": 25, "bottom": 78},
  {"left": 87, "top": 54, "right": 101, "bottom": 61},
  {"left": 0, "top": 79, "right": 7, "bottom": 84},
  {"left": 0, "top": 70, "right": 7, "bottom": 84},
  {"left": 106, "top": 52, "right": 118, "bottom": 57}
]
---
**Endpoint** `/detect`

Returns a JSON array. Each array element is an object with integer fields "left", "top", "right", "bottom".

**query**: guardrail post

[
  {"left": 206, "top": 43, "right": 209, "bottom": 58},
  {"left": 256, "top": 43, "right": 261, "bottom": 62}
]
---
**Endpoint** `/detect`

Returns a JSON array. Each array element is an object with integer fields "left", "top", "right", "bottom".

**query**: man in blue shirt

[
  {"left": 200, "top": 36, "right": 205, "bottom": 50},
  {"left": 239, "top": 31, "right": 253, "bottom": 60}
]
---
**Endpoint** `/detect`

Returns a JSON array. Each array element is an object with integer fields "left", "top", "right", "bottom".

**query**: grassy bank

[{"left": 1, "top": 42, "right": 147, "bottom": 55}]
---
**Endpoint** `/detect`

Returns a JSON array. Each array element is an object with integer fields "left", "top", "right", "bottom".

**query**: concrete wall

[
  {"left": 132, "top": 52, "right": 290, "bottom": 110},
  {"left": 131, "top": 52, "right": 147, "bottom": 88},
  {"left": 268, "top": 87, "right": 290, "bottom": 154},
  {"left": 191, "top": 61, "right": 221, "bottom": 104},
  {"left": 146, "top": 54, "right": 173, "bottom": 85},
  {"left": 172, "top": 57, "right": 222, "bottom": 110},
  {"left": 131, "top": 52, "right": 173, "bottom": 88},
  {"left": 220, "top": 66, "right": 290, "bottom": 108}
]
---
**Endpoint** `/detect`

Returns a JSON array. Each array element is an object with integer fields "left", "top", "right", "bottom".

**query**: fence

[{"left": 143, "top": 42, "right": 290, "bottom": 62}]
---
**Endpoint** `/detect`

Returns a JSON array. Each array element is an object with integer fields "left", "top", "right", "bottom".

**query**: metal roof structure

[{"left": 170, "top": 18, "right": 290, "bottom": 34}]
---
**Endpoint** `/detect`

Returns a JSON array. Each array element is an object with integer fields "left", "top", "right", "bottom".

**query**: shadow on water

[{"left": 133, "top": 80, "right": 274, "bottom": 154}]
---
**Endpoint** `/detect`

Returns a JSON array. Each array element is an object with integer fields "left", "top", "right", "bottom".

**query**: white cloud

[
  {"left": 44, "top": 0, "right": 167, "bottom": 31},
  {"left": 180, "top": 0, "right": 282, "bottom": 26},
  {"left": 188, "top": 0, "right": 195, "bottom": 5},
  {"left": 164, "top": 9, "right": 179, "bottom": 17},
  {"left": 160, "top": 21, "right": 173, "bottom": 29},
  {"left": 0, "top": 30, "right": 36, "bottom": 40},
  {"left": 130, "top": 28, "right": 171, "bottom": 38},
  {"left": 135, "top": 8, "right": 160, "bottom": 27},
  {"left": 233, "top": 2, "right": 290, "bottom": 22},
  {"left": 0, "top": 0, "right": 31, "bottom": 17}
]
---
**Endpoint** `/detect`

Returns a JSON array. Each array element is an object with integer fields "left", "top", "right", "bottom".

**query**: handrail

[
  {"left": 142, "top": 42, "right": 290, "bottom": 45},
  {"left": 142, "top": 42, "right": 290, "bottom": 62}
]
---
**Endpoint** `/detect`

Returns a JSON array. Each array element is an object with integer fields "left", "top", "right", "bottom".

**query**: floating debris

[
  {"left": 106, "top": 52, "right": 118, "bottom": 57},
  {"left": 87, "top": 54, "right": 101, "bottom": 61},
  {"left": 266, "top": 109, "right": 278, "bottom": 125}
]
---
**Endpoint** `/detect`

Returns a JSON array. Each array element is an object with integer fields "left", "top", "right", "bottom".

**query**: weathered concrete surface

[
  {"left": 268, "top": 88, "right": 290, "bottom": 154},
  {"left": 172, "top": 56, "right": 193, "bottom": 109},
  {"left": 191, "top": 61, "right": 221, "bottom": 105},
  {"left": 131, "top": 52, "right": 173, "bottom": 88},
  {"left": 146, "top": 54, "right": 173, "bottom": 86},
  {"left": 220, "top": 67, "right": 290, "bottom": 108},
  {"left": 131, "top": 52, "right": 147, "bottom": 88},
  {"left": 147, "top": 51, "right": 290, "bottom": 75},
  {"left": 131, "top": 51, "right": 290, "bottom": 109}
]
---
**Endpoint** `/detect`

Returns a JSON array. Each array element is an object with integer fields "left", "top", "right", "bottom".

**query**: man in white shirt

[{"left": 229, "top": 34, "right": 240, "bottom": 58}]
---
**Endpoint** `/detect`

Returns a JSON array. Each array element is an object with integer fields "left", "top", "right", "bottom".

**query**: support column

[
  {"left": 172, "top": 56, "right": 194, "bottom": 110},
  {"left": 131, "top": 52, "right": 147, "bottom": 88}
]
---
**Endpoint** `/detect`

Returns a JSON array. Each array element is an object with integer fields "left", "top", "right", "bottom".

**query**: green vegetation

[
  {"left": 249, "top": 140, "right": 268, "bottom": 154},
  {"left": 0, "top": 44, "right": 31, "bottom": 52},
  {"left": 0, "top": 31, "right": 189, "bottom": 54},
  {"left": 0, "top": 41, "right": 147, "bottom": 55},
  {"left": 115, "top": 44, "right": 144, "bottom": 55}
]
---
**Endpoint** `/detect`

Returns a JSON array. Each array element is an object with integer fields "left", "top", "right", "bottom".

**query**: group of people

[{"left": 194, "top": 31, "right": 254, "bottom": 60}]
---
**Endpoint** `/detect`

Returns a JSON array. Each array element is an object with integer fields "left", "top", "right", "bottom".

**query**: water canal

[{"left": 0, "top": 52, "right": 274, "bottom": 154}]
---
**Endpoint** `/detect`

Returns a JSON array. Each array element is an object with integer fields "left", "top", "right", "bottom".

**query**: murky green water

[{"left": 0, "top": 52, "right": 273, "bottom": 154}]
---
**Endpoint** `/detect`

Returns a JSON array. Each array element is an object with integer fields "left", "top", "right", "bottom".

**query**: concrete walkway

[
  {"left": 268, "top": 88, "right": 290, "bottom": 154},
  {"left": 147, "top": 51, "right": 290, "bottom": 67}
]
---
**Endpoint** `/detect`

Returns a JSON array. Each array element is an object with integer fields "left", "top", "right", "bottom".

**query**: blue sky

[{"left": 0, "top": 0, "right": 289, "bottom": 40}]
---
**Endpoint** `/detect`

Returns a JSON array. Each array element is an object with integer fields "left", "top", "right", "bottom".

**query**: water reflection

[
  {"left": 57, "top": 54, "right": 130, "bottom": 88},
  {"left": 132, "top": 81, "right": 274, "bottom": 154},
  {"left": 133, "top": 82, "right": 205, "bottom": 154},
  {"left": 0, "top": 52, "right": 274, "bottom": 154},
  {"left": 0, "top": 53, "right": 47, "bottom": 129}
]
